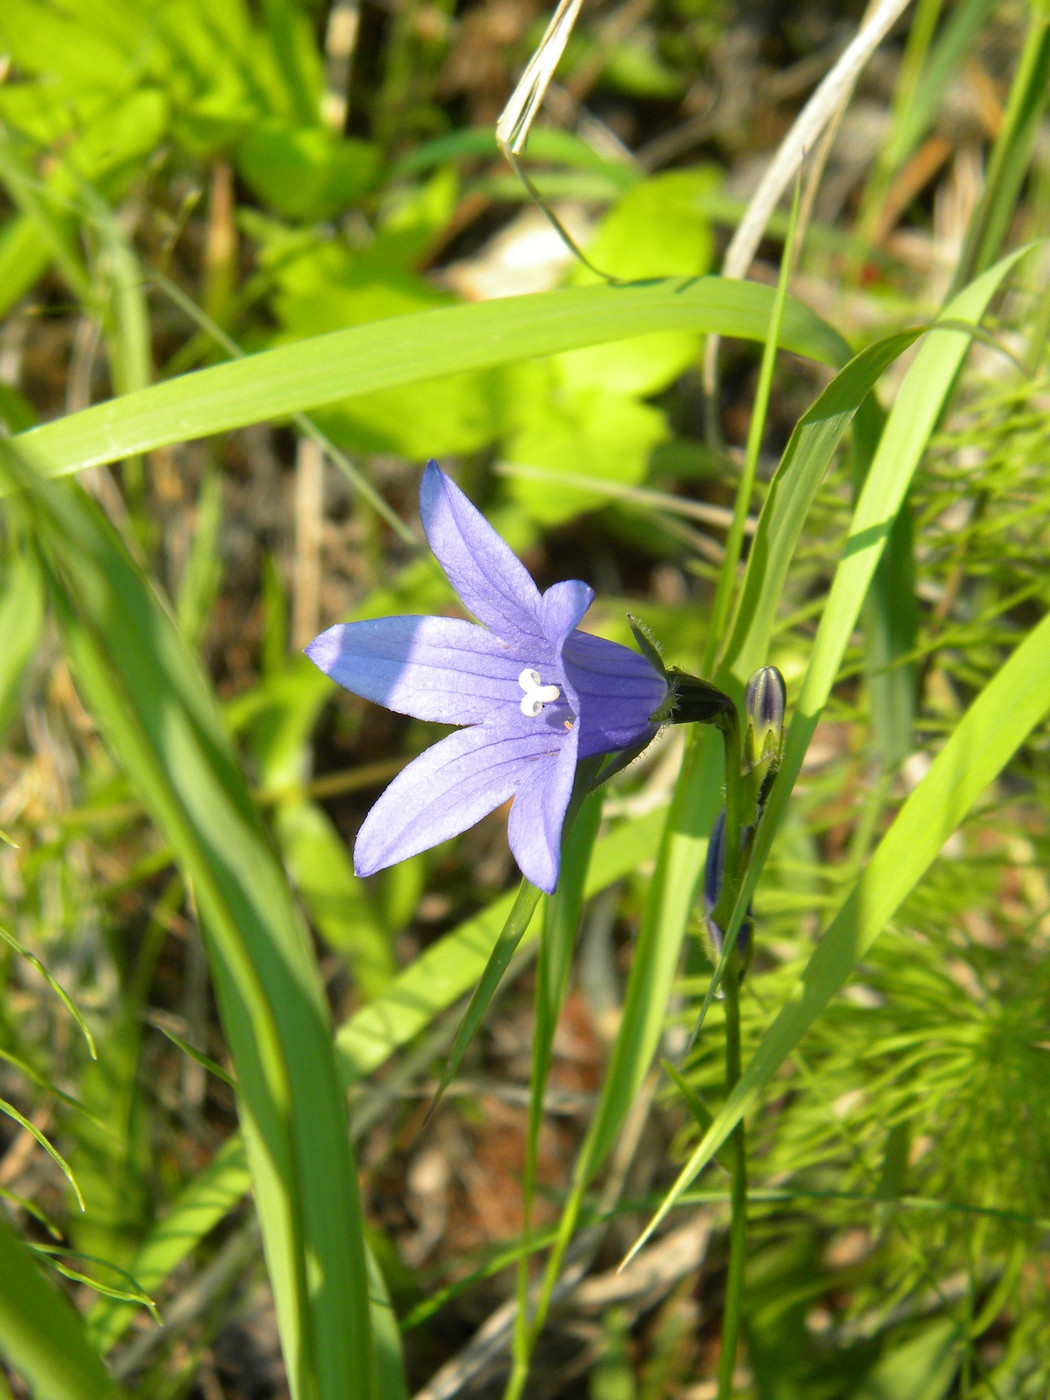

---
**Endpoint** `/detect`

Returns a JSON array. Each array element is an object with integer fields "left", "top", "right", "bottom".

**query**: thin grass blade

[
  {"left": 719, "top": 328, "right": 922, "bottom": 684},
  {"left": 425, "top": 879, "right": 544, "bottom": 1121},
  {"left": 0, "top": 1213, "right": 126, "bottom": 1400}
]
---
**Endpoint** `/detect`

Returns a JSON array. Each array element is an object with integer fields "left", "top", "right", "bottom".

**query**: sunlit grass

[{"left": 0, "top": 0, "right": 1048, "bottom": 1397}]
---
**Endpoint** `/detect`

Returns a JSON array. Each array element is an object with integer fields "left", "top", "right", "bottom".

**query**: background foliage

[{"left": 0, "top": 0, "right": 1047, "bottom": 1397}]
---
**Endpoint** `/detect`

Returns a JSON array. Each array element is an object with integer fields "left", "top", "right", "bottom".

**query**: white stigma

[{"left": 518, "top": 668, "right": 561, "bottom": 717}]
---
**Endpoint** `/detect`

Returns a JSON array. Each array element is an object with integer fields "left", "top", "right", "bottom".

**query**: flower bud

[
  {"left": 743, "top": 666, "right": 785, "bottom": 776},
  {"left": 703, "top": 808, "right": 752, "bottom": 965}
]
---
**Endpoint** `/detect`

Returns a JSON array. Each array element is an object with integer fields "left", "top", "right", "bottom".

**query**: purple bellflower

[{"left": 306, "top": 462, "right": 669, "bottom": 894}]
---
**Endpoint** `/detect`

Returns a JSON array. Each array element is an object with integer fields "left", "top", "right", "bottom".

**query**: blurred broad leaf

[
  {"left": 236, "top": 121, "right": 380, "bottom": 222},
  {"left": 505, "top": 384, "right": 668, "bottom": 524}
]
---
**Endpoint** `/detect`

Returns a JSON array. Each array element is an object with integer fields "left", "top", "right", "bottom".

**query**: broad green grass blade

[
  {"left": 365, "top": 1243, "right": 408, "bottom": 1400},
  {"left": 862, "top": 502, "right": 918, "bottom": 770},
  {"left": 0, "top": 1213, "right": 126, "bottom": 1400},
  {"left": 11, "top": 278, "right": 849, "bottom": 484},
  {"left": 719, "top": 327, "right": 921, "bottom": 685},
  {"left": 639, "top": 604, "right": 1050, "bottom": 1254},
  {"left": 274, "top": 798, "right": 396, "bottom": 999},
  {"left": 0, "top": 444, "right": 374, "bottom": 1400}
]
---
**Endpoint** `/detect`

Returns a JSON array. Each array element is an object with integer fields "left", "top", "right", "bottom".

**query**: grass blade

[
  {"left": 0, "top": 443, "right": 374, "bottom": 1400},
  {"left": 624, "top": 247, "right": 1036, "bottom": 1259},
  {"left": 11, "top": 278, "right": 848, "bottom": 487},
  {"left": 720, "top": 328, "right": 921, "bottom": 685},
  {"left": 635, "top": 604, "right": 1050, "bottom": 1250},
  {"left": 0, "top": 1214, "right": 126, "bottom": 1400},
  {"left": 425, "top": 879, "right": 544, "bottom": 1121}
]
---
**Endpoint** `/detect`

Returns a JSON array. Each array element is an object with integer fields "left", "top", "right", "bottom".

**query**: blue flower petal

[
  {"left": 306, "top": 616, "right": 535, "bottom": 724},
  {"left": 420, "top": 462, "right": 545, "bottom": 643},
  {"left": 538, "top": 578, "right": 593, "bottom": 716},
  {"left": 507, "top": 717, "right": 580, "bottom": 892},
  {"left": 308, "top": 461, "right": 670, "bottom": 892},
  {"left": 354, "top": 721, "right": 566, "bottom": 883},
  {"left": 564, "top": 631, "right": 667, "bottom": 756}
]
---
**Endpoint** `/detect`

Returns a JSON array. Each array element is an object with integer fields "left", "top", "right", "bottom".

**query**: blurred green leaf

[
  {"left": 506, "top": 385, "right": 667, "bottom": 524},
  {"left": 0, "top": 550, "right": 44, "bottom": 737},
  {"left": 560, "top": 168, "right": 721, "bottom": 395},
  {"left": 848, "top": 1319, "right": 959, "bottom": 1400},
  {"left": 236, "top": 121, "right": 380, "bottom": 221}
]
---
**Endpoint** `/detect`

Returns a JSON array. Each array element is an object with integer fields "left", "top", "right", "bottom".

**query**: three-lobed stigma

[{"left": 518, "top": 668, "right": 562, "bottom": 717}]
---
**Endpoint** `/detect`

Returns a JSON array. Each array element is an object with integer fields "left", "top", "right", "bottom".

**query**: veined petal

[
  {"left": 420, "top": 462, "right": 545, "bottom": 642},
  {"left": 563, "top": 630, "right": 667, "bottom": 757},
  {"left": 539, "top": 578, "right": 594, "bottom": 717},
  {"left": 306, "top": 616, "right": 533, "bottom": 724},
  {"left": 354, "top": 722, "right": 566, "bottom": 878},
  {"left": 539, "top": 579, "right": 594, "bottom": 650},
  {"left": 507, "top": 717, "right": 580, "bottom": 893}
]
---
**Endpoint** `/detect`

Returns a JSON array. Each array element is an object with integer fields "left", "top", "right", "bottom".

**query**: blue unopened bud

[
  {"left": 744, "top": 666, "right": 785, "bottom": 776},
  {"left": 703, "top": 808, "right": 752, "bottom": 965}
]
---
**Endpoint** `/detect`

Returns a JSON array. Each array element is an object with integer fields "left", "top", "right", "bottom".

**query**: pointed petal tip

[
  {"left": 510, "top": 833, "right": 561, "bottom": 895},
  {"left": 418, "top": 456, "right": 544, "bottom": 640},
  {"left": 352, "top": 848, "right": 379, "bottom": 880},
  {"left": 509, "top": 837, "right": 559, "bottom": 894},
  {"left": 303, "top": 624, "right": 339, "bottom": 673}
]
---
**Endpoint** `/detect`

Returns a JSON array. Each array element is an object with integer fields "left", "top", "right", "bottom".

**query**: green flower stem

[
  {"left": 712, "top": 704, "right": 749, "bottom": 1398},
  {"left": 717, "top": 958, "right": 748, "bottom": 1400},
  {"left": 714, "top": 706, "right": 745, "bottom": 936}
]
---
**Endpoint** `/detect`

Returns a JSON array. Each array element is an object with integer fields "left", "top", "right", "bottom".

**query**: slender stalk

[
  {"left": 708, "top": 705, "right": 750, "bottom": 1397},
  {"left": 705, "top": 179, "right": 802, "bottom": 673},
  {"left": 717, "top": 958, "right": 748, "bottom": 1400}
]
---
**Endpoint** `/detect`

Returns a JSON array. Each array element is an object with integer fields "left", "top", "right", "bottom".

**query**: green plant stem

[
  {"left": 711, "top": 705, "right": 744, "bottom": 947},
  {"left": 711, "top": 705, "right": 749, "bottom": 1397},
  {"left": 717, "top": 960, "right": 748, "bottom": 1400}
]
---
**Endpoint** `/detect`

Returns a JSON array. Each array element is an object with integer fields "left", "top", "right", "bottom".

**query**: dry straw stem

[
  {"left": 496, "top": 0, "right": 615, "bottom": 280},
  {"left": 703, "top": 0, "right": 915, "bottom": 396}
]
